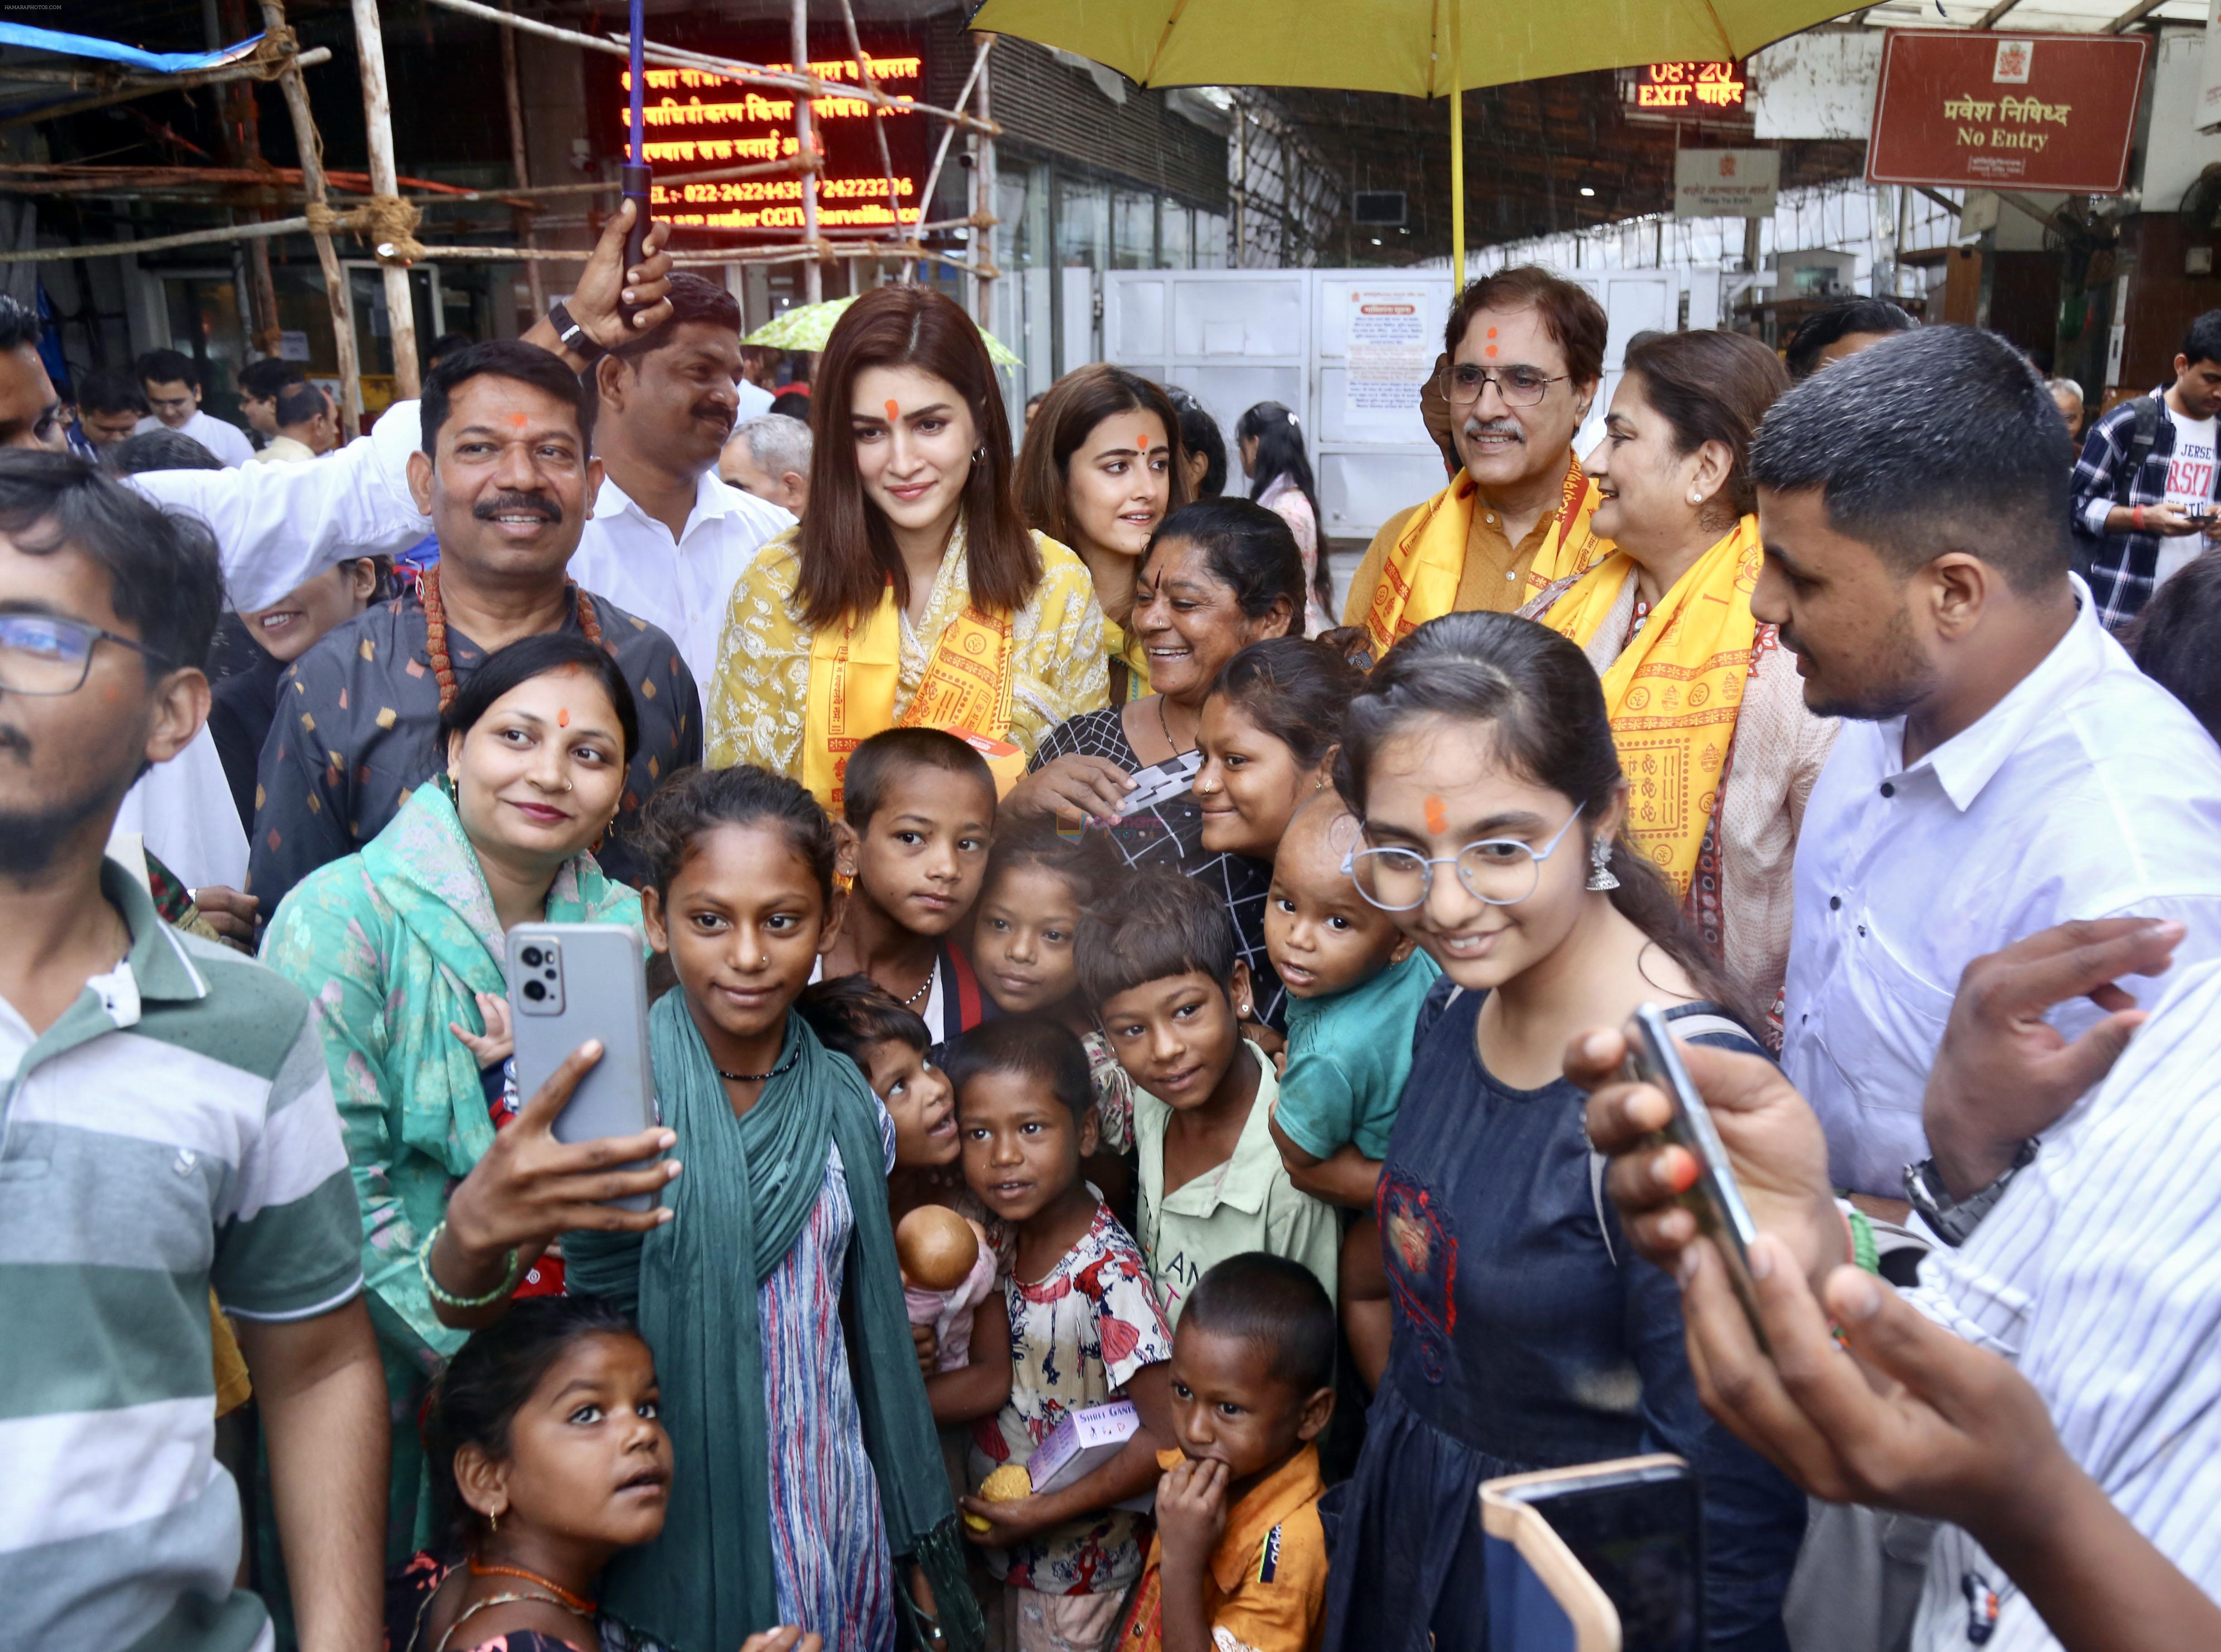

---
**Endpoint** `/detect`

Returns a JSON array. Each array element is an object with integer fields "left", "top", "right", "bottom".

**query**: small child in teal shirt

[{"left": 1264, "top": 797, "right": 1439, "bottom": 1389}]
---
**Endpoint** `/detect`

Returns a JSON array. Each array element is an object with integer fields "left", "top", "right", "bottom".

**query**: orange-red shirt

[{"left": 1117, "top": 1444, "right": 1330, "bottom": 1652}]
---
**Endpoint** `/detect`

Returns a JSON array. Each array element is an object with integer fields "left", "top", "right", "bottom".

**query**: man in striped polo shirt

[{"left": 0, "top": 451, "right": 384, "bottom": 1649}]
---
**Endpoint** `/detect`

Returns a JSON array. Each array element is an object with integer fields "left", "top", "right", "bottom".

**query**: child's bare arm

[
  {"left": 448, "top": 992, "right": 514, "bottom": 1071},
  {"left": 1155, "top": 1457, "right": 1231, "bottom": 1652},
  {"left": 1283, "top": 1142, "right": 1383, "bottom": 1210},
  {"left": 960, "top": 1361, "right": 1176, "bottom": 1544},
  {"left": 926, "top": 1293, "right": 1012, "bottom": 1426}
]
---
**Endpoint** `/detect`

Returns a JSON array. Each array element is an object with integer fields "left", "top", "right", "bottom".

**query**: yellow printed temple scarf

[
  {"left": 803, "top": 578, "right": 1019, "bottom": 810},
  {"left": 1362, "top": 453, "right": 1607, "bottom": 660},
  {"left": 1541, "top": 514, "right": 1764, "bottom": 901}
]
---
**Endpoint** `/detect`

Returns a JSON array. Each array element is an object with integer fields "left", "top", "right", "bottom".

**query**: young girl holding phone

[
  {"left": 426, "top": 765, "right": 980, "bottom": 1652},
  {"left": 1316, "top": 612, "right": 1804, "bottom": 1652}
]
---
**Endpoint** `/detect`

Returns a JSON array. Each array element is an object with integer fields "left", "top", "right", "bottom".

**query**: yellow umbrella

[{"left": 968, "top": 0, "right": 1846, "bottom": 282}]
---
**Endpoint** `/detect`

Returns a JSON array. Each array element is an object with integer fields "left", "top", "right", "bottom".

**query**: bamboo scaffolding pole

[
  {"left": 835, "top": 0, "right": 903, "bottom": 270},
  {"left": 972, "top": 39, "right": 997, "bottom": 327},
  {"left": 350, "top": 0, "right": 421, "bottom": 399},
  {"left": 418, "top": 0, "right": 995, "bottom": 136},
  {"left": 437, "top": 154, "right": 815, "bottom": 205},
  {"left": 902, "top": 33, "right": 990, "bottom": 283},
  {"left": 0, "top": 45, "right": 332, "bottom": 129},
  {"left": 791, "top": 0, "right": 821, "bottom": 303},
  {"left": 500, "top": 0, "right": 544, "bottom": 316},
  {"left": 0, "top": 162, "right": 531, "bottom": 209},
  {"left": 261, "top": 0, "right": 360, "bottom": 436}
]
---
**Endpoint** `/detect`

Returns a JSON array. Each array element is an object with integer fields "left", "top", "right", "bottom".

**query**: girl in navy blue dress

[{"left": 1320, "top": 611, "right": 1804, "bottom": 1652}]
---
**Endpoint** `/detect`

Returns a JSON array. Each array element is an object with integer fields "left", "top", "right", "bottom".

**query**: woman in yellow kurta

[
  {"left": 705, "top": 286, "right": 1106, "bottom": 805},
  {"left": 1520, "top": 330, "right": 1835, "bottom": 1021}
]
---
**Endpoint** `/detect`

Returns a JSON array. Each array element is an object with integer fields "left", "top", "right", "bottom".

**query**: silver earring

[{"left": 1586, "top": 837, "right": 1620, "bottom": 892}]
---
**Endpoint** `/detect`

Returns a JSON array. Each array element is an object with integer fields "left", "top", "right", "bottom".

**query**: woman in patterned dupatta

[
  {"left": 1519, "top": 330, "right": 1837, "bottom": 1022},
  {"left": 703, "top": 285, "right": 1106, "bottom": 812},
  {"left": 262, "top": 635, "right": 645, "bottom": 1561}
]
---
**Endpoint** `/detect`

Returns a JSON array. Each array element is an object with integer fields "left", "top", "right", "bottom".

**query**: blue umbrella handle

[{"left": 620, "top": 0, "right": 652, "bottom": 325}]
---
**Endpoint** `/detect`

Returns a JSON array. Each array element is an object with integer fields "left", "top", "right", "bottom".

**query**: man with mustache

[
  {"left": 565, "top": 272, "right": 793, "bottom": 682},
  {"left": 1342, "top": 267, "right": 1615, "bottom": 659},
  {"left": 244, "top": 339, "right": 699, "bottom": 911}
]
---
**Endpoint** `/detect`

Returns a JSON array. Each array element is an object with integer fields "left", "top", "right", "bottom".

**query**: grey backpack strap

[{"left": 1590, "top": 1013, "right": 1758, "bottom": 1267}]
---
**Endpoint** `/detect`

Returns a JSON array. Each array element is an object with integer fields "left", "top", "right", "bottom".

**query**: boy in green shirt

[{"left": 1082, "top": 870, "right": 1337, "bottom": 1326}]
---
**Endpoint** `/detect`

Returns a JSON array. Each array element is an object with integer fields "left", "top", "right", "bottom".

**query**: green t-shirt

[{"left": 1275, "top": 949, "right": 1441, "bottom": 1163}]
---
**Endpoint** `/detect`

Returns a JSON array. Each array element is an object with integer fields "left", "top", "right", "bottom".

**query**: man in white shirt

[
  {"left": 1750, "top": 326, "right": 2221, "bottom": 1202},
  {"left": 249, "top": 382, "right": 337, "bottom": 465},
  {"left": 130, "top": 246, "right": 784, "bottom": 687},
  {"left": 133, "top": 348, "right": 256, "bottom": 468},
  {"left": 567, "top": 271, "right": 792, "bottom": 682},
  {"left": 1573, "top": 915, "right": 2221, "bottom": 1652}
]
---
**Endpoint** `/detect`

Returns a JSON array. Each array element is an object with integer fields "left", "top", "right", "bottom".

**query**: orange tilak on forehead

[
  {"left": 885, "top": 399, "right": 901, "bottom": 420},
  {"left": 557, "top": 708, "right": 570, "bottom": 727},
  {"left": 1137, "top": 430, "right": 1153, "bottom": 452},
  {"left": 1424, "top": 794, "right": 1449, "bottom": 835},
  {"left": 507, "top": 412, "right": 529, "bottom": 428}
]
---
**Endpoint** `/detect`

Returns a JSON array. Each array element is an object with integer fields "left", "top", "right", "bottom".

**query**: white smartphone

[
  {"left": 506, "top": 923, "right": 661, "bottom": 1212},
  {"left": 1626, "top": 1003, "right": 1767, "bottom": 1346}
]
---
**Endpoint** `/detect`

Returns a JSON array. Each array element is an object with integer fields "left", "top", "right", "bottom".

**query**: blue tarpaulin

[{"left": 0, "top": 23, "right": 265, "bottom": 76}]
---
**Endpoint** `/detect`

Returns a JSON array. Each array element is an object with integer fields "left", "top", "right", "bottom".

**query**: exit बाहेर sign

[{"left": 1865, "top": 30, "right": 2148, "bottom": 195}]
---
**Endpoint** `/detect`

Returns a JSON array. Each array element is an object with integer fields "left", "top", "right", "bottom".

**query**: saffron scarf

[
  {"left": 1540, "top": 514, "right": 1764, "bottom": 901},
  {"left": 802, "top": 519, "right": 1022, "bottom": 809},
  {"left": 1360, "top": 453, "right": 1607, "bottom": 660},
  {"left": 565, "top": 997, "right": 983, "bottom": 1652}
]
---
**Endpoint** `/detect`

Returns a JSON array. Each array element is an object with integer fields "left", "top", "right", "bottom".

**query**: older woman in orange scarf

[{"left": 1520, "top": 331, "right": 1835, "bottom": 1020}]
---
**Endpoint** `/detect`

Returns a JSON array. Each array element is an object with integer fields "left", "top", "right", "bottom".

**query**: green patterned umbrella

[{"left": 745, "top": 294, "right": 1024, "bottom": 370}]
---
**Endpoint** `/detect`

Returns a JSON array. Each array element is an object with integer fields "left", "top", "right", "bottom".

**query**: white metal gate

[{"left": 1101, "top": 266, "right": 1685, "bottom": 542}]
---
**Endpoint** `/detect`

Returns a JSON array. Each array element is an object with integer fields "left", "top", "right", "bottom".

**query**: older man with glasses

[{"left": 1342, "top": 267, "right": 1617, "bottom": 660}]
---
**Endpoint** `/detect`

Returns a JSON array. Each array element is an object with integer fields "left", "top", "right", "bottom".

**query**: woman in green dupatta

[
  {"left": 263, "top": 635, "right": 651, "bottom": 1560},
  {"left": 425, "top": 763, "right": 982, "bottom": 1652}
]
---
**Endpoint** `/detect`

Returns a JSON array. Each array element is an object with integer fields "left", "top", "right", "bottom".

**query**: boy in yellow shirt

[{"left": 1118, "top": 1254, "right": 1338, "bottom": 1652}]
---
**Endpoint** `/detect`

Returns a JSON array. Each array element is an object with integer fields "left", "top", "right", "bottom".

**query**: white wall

[{"left": 2145, "top": 25, "right": 2221, "bottom": 215}]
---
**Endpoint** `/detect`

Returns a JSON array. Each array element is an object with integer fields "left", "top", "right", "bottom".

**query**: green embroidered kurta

[{"left": 261, "top": 785, "right": 642, "bottom": 1557}]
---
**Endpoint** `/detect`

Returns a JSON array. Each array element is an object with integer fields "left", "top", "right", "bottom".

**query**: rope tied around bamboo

[{"left": 306, "top": 194, "right": 425, "bottom": 265}]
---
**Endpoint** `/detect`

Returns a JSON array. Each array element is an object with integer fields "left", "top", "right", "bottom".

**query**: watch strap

[
  {"left": 548, "top": 298, "right": 605, "bottom": 364},
  {"left": 1903, "top": 1138, "right": 2038, "bottom": 1248}
]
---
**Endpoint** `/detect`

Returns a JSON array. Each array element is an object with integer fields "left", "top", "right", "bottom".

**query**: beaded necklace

[{"left": 421, "top": 565, "right": 604, "bottom": 711}]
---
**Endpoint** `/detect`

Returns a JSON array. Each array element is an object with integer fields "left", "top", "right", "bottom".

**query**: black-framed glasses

[
  {"left": 1342, "top": 803, "right": 1587, "bottom": 911},
  {"left": 1437, "top": 362, "right": 1569, "bottom": 408},
  {"left": 0, "top": 612, "right": 168, "bottom": 696}
]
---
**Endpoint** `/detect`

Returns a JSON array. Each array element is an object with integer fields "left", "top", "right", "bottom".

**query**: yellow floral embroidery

[{"left": 704, "top": 520, "right": 1109, "bottom": 775}]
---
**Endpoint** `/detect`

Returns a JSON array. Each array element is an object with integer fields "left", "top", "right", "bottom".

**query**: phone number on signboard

[{"left": 658, "top": 176, "right": 917, "bottom": 205}]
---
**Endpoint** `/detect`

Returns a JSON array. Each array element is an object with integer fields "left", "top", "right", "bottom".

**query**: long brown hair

[
  {"left": 794, "top": 285, "right": 1037, "bottom": 630},
  {"left": 1015, "top": 363, "right": 1189, "bottom": 549}
]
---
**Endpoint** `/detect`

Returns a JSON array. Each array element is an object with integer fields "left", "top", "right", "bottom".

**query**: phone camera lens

[
  {"left": 521, "top": 945, "right": 544, "bottom": 968},
  {"left": 523, "top": 980, "right": 547, "bottom": 1002}
]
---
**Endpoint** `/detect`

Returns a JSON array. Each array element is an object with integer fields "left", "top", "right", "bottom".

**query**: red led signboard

[
  {"left": 1633, "top": 61, "right": 1745, "bottom": 114},
  {"left": 609, "top": 30, "right": 930, "bottom": 234},
  {"left": 1865, "top": 30, "right": 2148, "bottom": 195}
]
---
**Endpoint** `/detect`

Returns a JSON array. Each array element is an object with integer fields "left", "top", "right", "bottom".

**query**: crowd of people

[{"left": 6, "top": 192, "right": 2221, "bottom": 1652}]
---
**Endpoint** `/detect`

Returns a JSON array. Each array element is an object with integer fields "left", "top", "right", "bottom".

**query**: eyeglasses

[
  {"left": 1342, "top": 803, "right": 1587, "bottom": 911},
  {"left": 1437, "top": 363, "right": 1569, "bottom": 409},
  {"left": 0, "top": 612, "right": 167, "bottom": 696}
]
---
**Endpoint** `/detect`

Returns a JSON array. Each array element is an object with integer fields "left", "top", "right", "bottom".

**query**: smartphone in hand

[
  {"left": 1625, "top": 1003, "right": 1768, "bottom": 1347},
  {"left": 507, "top": 923, "right": 661, "bottom": 1211}
]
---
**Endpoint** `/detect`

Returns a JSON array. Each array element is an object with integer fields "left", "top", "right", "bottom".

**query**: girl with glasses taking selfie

[{"left": 1317, "top": 611, "right": 1803, "bottom": 1652}]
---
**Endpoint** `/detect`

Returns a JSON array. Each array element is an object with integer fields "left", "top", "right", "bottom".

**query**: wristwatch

[
  {"left": 1903, "top": 1138, "right": 2039, "bottom": 1247},
  {"left": 548, "top": 298, "right": 606, "bottom": 365}
]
